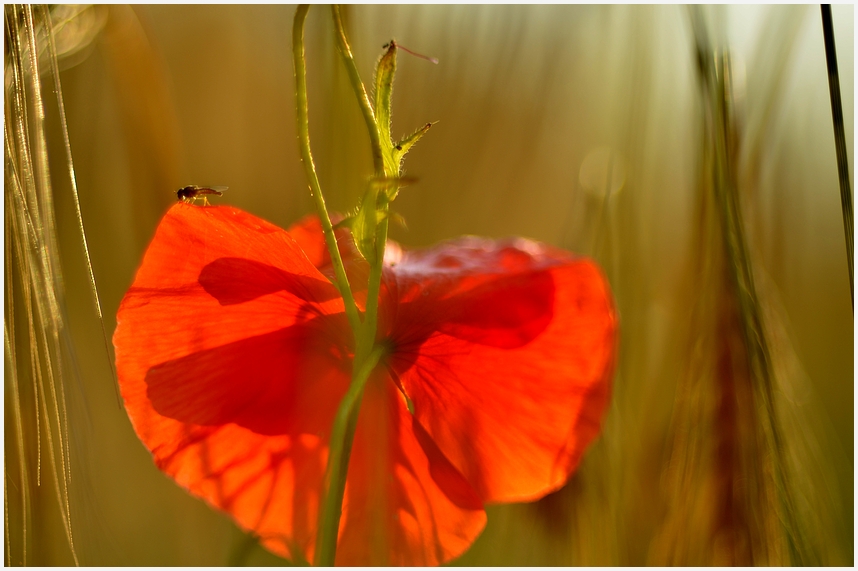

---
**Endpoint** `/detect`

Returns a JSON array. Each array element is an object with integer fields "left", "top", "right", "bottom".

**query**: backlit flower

[{"left": 114, "top": 203, "right": 617, "bottom": 565}]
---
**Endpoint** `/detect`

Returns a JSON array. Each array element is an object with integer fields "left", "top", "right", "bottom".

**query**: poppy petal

[
  {"left": 114, "top": 204, "right": 352, "bottom": 562},
  {"left": 283, "top": 213, "right": 332, "bottom": 269},
  {"left": 114, "top": 204, "right": 485, "bottom": 564},
  {"left": 383, "top": 237, "right": 617, "bottom": 503},
  {"left": 337, "top": 375, "right": 486, "bottom": 565},
  {"left": 286, "top": 214, "right": 370, "bottom": 303}
]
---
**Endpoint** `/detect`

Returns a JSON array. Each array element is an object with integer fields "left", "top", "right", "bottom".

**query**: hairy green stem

[
  {"left": 298, "top": 6, "right": 404, "bottom": 565},
  {"left": 362, "top": 215, "right": 389, "bottom": 350},
  {"left": 330, "top": 4, "right": 384, "bottom": 175},
  {"left": 292, "top": 5, "right": 361, "bottom": 334},
  {"left": 315, "top": 343, "right": 386, "bottom": 566}
]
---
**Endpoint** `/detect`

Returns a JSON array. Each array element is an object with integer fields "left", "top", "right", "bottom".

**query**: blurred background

[{"left": 4, "top": 4, "right": 853, "bottom": 566}]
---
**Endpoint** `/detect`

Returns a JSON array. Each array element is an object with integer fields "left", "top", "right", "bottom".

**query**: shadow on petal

[
  {"left": 199, "top": 257, "right": 340, "bottom": 306},
  {"left": 145, "top": 317, "right": 351, "bottom": 437}
]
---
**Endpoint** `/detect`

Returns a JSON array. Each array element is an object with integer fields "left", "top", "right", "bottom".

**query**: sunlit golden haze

[{"left": 4, "top": 4, "right": 852, "bottom": 565}]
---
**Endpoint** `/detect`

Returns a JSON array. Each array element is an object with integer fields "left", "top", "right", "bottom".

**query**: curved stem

[
  {"left": 330, "top": 4, "right": 384, "bottom": 175},
  {"left": 292, "top": 5, "right": 361, "bottom": 334},
  {"left": 315, "top": 343, "right": 386, "bottom": 566},
  {"left": 300, "top": 6, "right": 403, "bottom": 565}
]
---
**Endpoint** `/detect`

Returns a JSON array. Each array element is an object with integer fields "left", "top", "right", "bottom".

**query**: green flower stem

[
  {"left": 292, "top": 4, "right": 361, "bottom": 334},
  {"left": 331, "top": 4, "right": 384, "bottom": 175},
  {"left": 315, "top": 342, "right": 386, "bottom": 566},
  {"left": 299, "top": 6, "right": 405, "bottom": 566},
  {"left": 362, "top": 214, "right": 389, "bottom": 351}
]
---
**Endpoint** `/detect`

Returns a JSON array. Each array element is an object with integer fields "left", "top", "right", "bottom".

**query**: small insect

[
  {"left": 176, "top": 185, "right": 227, "bottom": 206},
  {"left": 381, "top": 39, "right": 439, "bottom": 64}
]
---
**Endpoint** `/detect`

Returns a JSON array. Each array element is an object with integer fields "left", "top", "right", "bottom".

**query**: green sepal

[
  {"left": 352, "top": 185, "right": 379, "bottom": 264},
  {"left": 374, "top": 41, "right": 398, "bottom": 175},
  {"left": 371, "top": 207, "right": 408, "bottom": 230},
  {"left": 387, "top": 210, "right": 408, "bottom": 230},
  {"left": 354, "top": 41, "right": 435, "bottom": 266},
  {"left": 370, "top": 174, "right": 417, "bottom": 202},
  {"left": 331, "top": 216, "right": 355, "bottom": 231},
  {"left": 394, "top": 121, "right": 434, "bottom": 166}
]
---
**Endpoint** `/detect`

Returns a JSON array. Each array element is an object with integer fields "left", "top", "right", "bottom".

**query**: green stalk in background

[{"left": 820, "top": 4, "right": 853, "bottom": 310}]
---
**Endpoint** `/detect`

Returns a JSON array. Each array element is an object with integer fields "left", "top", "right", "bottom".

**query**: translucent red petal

[
  {"left": 381, "top": 237, "right": 617, "bottom": 503},
  {"left": 285, "top": 213, "right": 369, "bottom": 300},
  {"left": 284, "top": 218, "right": 617, "bottom": 503},
  {"left": 339, "top": 373, "right": 486, "bottom": 565},
  {"left": 114, "top": 204, "right": 488, "bottom": 565}
]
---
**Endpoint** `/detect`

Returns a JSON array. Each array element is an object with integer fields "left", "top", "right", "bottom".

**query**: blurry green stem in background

[
  {"left": 5, "top": 5, "right": 84, "bottom": 565},
  {"left": 820, "top": 4, "right": 853, "bottom": 311},
  {"left": 674, "top": 7, "right": 811, "bottom": 564},
  {"left": 40, "top": 5, "right": 120, "bottom": 401}
]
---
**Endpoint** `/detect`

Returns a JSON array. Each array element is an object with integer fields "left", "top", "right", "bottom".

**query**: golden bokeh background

[{"left": 5, "top": 4, "right": 853, "bottom": 565}]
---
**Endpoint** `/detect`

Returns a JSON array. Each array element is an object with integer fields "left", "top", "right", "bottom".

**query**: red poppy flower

[{"left": 114, "top": 203, "right": 617, "bottom": 565}]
